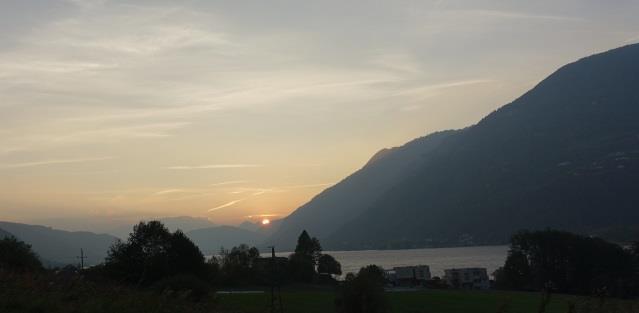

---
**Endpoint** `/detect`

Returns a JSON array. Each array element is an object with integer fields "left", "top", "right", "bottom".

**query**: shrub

[
  {"left": 318, "top": 254, "right": 342, "bottom": 276},
  {"left": 153, "top": 275, "right": 211, "bottom": 302},
  {"left": 335, "top": 265, "right": 388, "bottom": 313}
]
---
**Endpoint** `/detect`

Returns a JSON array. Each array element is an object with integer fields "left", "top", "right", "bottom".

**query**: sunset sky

[{"left": 1, "top": 0, "right": 639, "bottom": 230}]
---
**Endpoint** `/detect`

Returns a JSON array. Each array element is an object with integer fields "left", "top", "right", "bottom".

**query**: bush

[
  {"left": 153, "top": 275, "right": 211, "bottom": 302},
  {"left": 318, "top": 254, "right": 342, "bottom": 276},
  {"left": 335, "top": 265, "right": 388, "bottom": 313}
]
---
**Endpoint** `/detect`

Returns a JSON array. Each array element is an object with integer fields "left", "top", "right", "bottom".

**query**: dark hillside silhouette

[
  {"left": 0, "top": 221, "right": 117, "bottom": 266},
  {"left": 269, "top": 44, "right": 639, "bottom": 249},
  {"left": 269, "top": 130, "right": 456, "bottom": 250},
  {"left": 0, "top": 228, "right": 11, "bottom": 239}
]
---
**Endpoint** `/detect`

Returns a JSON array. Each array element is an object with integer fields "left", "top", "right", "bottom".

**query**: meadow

[
  {"left": 215, "top": 289, "right": 586, "bottom": 313},
  {"left": 2, "top": 273, "right": 634, "bottom": 313}
]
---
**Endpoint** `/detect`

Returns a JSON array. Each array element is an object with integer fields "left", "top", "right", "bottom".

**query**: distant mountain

[
  {"left": 268, "top": 131, "right": 455, "bottom": 250},
  {"left": 238, "top": 219, "right": 283, "bottom": 237},
  {"left": 258, "top": 218, "right": 282, "bottom": 237},
  {"left": 0, "top": 228, "right": 12, "bottom": 238},
  {"left": 238, "top": 221, "right": 260, "bottom": 232},
  {"left": 159, "top": 216, "right": 217, "bottom": 232},
  {"left": 269, "top": 44, "right": 639, "bottom": 250},
  {"left": 109, "top": 216, "right": 217, "bottom": 239},
  {"left": 0, "top": 221, "right": 118, "bottom": 266},
  {"left": 186, "top": 226, "right": 261, "bottom": 255}
]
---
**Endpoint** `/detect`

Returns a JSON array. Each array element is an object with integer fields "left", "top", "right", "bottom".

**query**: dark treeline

[
  {"left": 0, "top": 220, "right": 354, "bottom": 312},
  {"left": 494, "top": 229, "right": 639, "bottom": 298},
  {"left": 6, "top": 223, "right": 639, "bottom": 313},
  {"left": 97, "top": 221, "right": 344, "bottom": 293}
]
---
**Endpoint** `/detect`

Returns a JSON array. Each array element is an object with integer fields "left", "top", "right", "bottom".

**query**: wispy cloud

[
  {"left": 625, "top": 35, "right": 639, "bottom": 43},
  {"left": 460, "top": 9, "right": 584, "bottom": 22},
  {"left": 228, "top": 183, "right": 333, "bottom": 196},
  {"left": 153, "top": 189, "right": 189, "bottom": 195},
  {"left": 280, "top": 183, "right": 334, "bottom": 189},
  {"left": 208, "top": 199, "right": 244, "bottom": 212},
  {"left": 394, "top": 79, "right": 495, "bottom": 98},
  {"left": 168, "top": 164, "right": 263, "bottom": 170},
  {"left": 0, "top": 156, "right": 113, "bottom": 169},
  {"left": 210, "top": 180, "right": 250, "bottom": 187},
  {"left": 246, "top": 214, "right": 280, "bottom": 218},
  {"left": 251, "top": 189, "right": 274, "bottom": 196},
  {"left": 0, "top": 122, "right": 190, "bottom": 155}
]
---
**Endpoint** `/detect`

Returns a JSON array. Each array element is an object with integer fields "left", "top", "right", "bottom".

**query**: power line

[
  {"left": 76, "top": 248, "right": 87, "bottom": 269},
  {"left": 268, "top": 246, "right": 284, "bottom": 313}
]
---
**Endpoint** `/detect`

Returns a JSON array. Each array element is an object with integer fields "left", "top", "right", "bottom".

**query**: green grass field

[
  {"left": 3, "top": 274, "right": 630, "bottom": 313},
  {"left": 215, "top": 289, "right": 579, "bottom": 313}
]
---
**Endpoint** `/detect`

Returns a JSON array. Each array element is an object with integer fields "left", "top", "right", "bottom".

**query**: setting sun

[{"left": 261, "top": 219, "right": 271, "bottom": 225}]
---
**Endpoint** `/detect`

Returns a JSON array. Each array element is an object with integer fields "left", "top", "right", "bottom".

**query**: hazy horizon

[{"left": 2, "top": 0, "right": 639, "bottom": 231}]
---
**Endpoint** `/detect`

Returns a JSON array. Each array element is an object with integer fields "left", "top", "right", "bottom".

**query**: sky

[{"left": 1, "top": 0, "right": 639, "bottom": 231}]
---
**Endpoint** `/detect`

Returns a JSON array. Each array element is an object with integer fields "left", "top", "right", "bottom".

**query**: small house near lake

[
  {"left": 385, "top": 265, "right": 431, "bottom": 286},
  {"left": 443, "top": 267, "right": 489, "bottom": 290}
]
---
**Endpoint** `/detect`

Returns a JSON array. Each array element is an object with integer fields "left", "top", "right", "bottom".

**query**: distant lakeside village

[{"left": 384, "top": 266, "right": 490, "bottom": 290}]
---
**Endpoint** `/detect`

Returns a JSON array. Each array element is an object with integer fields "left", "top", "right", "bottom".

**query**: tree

[
  {"left": 294, "top": 230, "right": 322, "bottom": 264},
  {"left": 166, "top": 230, "right": 207, "bottom": 277},
  {"left": 494, "top": 250, "right": 531, "bottom": 290},
  {"left": 0, "top": 236, "right": 42, "bottom": 272},
  {"left": 219, "top": 244, "right": 260, "bottom": 285},
  {"left": 336, "top": 265, "right": 388, "bottom": 313},
  {"left": 289, "top": 252, "right": 315, "bottom": 282},
  {"left": 104, "top": 221, "right": 207, "bottom": 286},
  {"left": 289, "top": 230, "right": 322, "bottom": 282},
  {"left": 318, "top": 254, "right": 342, "bottom": 276}
]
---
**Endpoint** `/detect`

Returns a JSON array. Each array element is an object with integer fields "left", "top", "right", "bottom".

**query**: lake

[{"left": 269, "top": 245, "right": 509, "bottom": 278}]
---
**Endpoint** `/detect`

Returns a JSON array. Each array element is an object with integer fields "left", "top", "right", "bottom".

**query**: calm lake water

[{"left": 269, "top": 245, "right": 509, "bottom": 278}]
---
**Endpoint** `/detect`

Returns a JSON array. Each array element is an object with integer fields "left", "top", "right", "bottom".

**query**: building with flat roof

[
  {"left": 385, "top": 265, "right": 431, "bottom": 286},
  {"left": 443, "top": 267, "right": 489, "bottom": 290}
]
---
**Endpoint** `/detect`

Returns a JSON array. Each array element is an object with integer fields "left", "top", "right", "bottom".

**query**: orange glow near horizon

[{"left": 261, "top": 218, "right": 271, "bottom": 225}]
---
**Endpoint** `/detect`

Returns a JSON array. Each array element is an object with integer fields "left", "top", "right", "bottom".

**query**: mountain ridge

[
  {"left": 270, "top": 43, "right": 639, "bottom": 250},
  {"left": 0, "top": 221, "right": 118, "bottom": 266}
]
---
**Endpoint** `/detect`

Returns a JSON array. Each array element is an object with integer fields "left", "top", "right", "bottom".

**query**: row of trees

[
  {"left": 2, "top": 221, "right": 343, "bottom": 290},
  {"left": 99, "top": 221, "right": 342, "bottom": 289},
  {"left": 494, "top": 229, "right": 639, "bottom": 298}
]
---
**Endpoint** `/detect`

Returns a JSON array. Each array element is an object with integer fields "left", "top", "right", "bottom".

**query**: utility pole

[
  {"left": 77, "top": 248, "right": 87, "bottom": 270},
  {"left": 268, "top": 246, "right": 284, "bottom": 313}
]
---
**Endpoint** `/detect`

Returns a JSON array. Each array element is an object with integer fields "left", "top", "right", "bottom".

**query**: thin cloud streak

[
  {"left": 460, "top": 9, "right": 585, "bottom": 22},
  {"left": 168, "top": 164, "right": 263, "bottom": 170},
  {"left": 0, "top": 157, "right": 114, "bottom": 169},
  {"left": 208, "top": 199, "right": 244, "bottom": 212},
  {"left": 210, "top": 180, "right": 250, "bottom": 187},
  {"left": 625, "top": 35, "right": 639, "bottom": 43},
  {"left": 281, "top": 183, "right": 334, "bottom": 189},
  {"left": 393, "top": 79, "right": 496, "bottom": 99},
  {"left": 153, "top": 189, "right": 188, "bottom": 195},
  {"left": 246, "top": 214, "right": 280, "bottom": 218}
]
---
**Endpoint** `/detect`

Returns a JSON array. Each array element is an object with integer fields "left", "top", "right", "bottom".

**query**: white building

[
  {"left": 444, "top": 268, "right": 490, "bottom": 290},
  {"left": 385, "top": 265, "right": 431, "bottom": 286}
]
